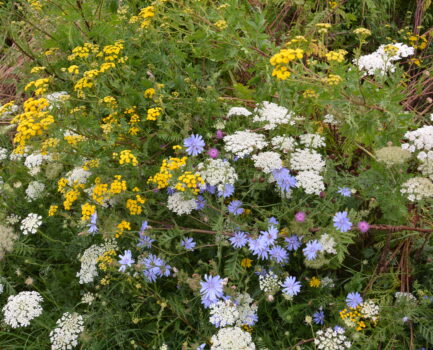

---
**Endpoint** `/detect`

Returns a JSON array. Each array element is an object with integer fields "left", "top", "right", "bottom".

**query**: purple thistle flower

[
  {"left": 227, "top": 200, "right": 244, "bottom": 215},
  {"left": 181, "top": 237, "right": 196, "bottom": 251},
  {"left": 285, "top": 235, "right": 301, "bottom": 251},
  {"left": 216, "top": 130, "right": 224, "bottom": 139},
  {"left": 268, "top": 245, "right": 288, "bottom": 263},
  {"left": 358, "top": 221, "right": 370, "bottom": 233},
  {"left": 200, "top": 275, "right": 224, "bottom": 308},
  {"left": 303, "top": 240, "right": 323, "bottom": 260},
  {"left": 281, "top": 276, "right": 301, "bottom": 296},
  {"left": 184, "top": 134, "right": 205, "bottom": 156},
  {"left": 346, "top": 292, "right": 363, "bottom": 308},
  {"left": 337, "top": 187, "right": 351, "bottom": 197},
  {"left": 229, "top": 231, "right": 248, "bottom": 248},
  {"left": 207, "top": 148, "right": 219, "bottom": 158},
  {"left": 295, "top": 211, "right": 306, "bottom": 222},
  {"left": 118, "top": 250, "right": 135, "bottom": 273},
  {"left": 218, "top": 184, "right": 234, "bottom": 198},
  {"left": 333, "top": 211, "right": 353, "bottom": 232},
  {"left": 313, "top": 309, "right": 325, "bottom": 325}
]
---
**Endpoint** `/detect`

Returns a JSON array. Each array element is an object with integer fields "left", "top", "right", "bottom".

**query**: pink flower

[
  {"left": 207, "top": 148, "right": 219, "bottom": 158},
  {"left": 216, "top": 130, "right": 224, "bottom": 139},
  {"left": 358, "top": 221, "right": 369, "bottom": 233},
  {"left": 295, "top": 211, "right": 306, "bottom": 222}
]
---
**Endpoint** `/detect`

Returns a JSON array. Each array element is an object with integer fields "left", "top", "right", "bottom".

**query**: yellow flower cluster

[
  {"left": 322, "top": 74, "right": 342, "bottom": 85},
  {"left": 24, "top": 78, "right": 50, "bottom": 96},
  {"left": 99, "top": 41, "right": 125, "bottom": 62},
  {"left": 63, "top": 184, "right": 84, "bottom": 210},
  {"left": 270, "top": 48, "right": 303, "bottom": 80},
  {"left": 215, "top": 20, "right": 228, "bottom": 30},
  {"left": 146, "top": 107, "right": 163, "bottom": 121},
  {"left": 68, "top": 43, "right": 100, "bottom": 61},
  {"left": 241, "top": 258, "right": 252, "bottom": 268},
  {"left": 83, "top": 159, "right": 100, "bottom": 170},
  {"left": 148, "top": 156, "right": 187, "bottom": 189},
  {"left": 30, "top": 66, "right": 45, "bottom": 74},
  {"left": 126, "top": 195, "right": 146, "bottom": 215},
  {"left": 81, "top": 203, "right": 96, "bottom": 221},
  {"left": 110, "top": 175, "right": 127, "bottom": 194},
  {"left": 340, "top": 307, "right": 366, "bottom": 331},
  {"left": 100, "top": 62, "right": 116, "bottom": 72},
  {"left": 92, "top": 182, "right": 109, "bottom": 205},
  {"left": 66, "top": 65, "right": 79, "bottom": 74},
  {"left": 116, "top": 220, "right": 131, "bottom": 238},
  {"left": 64, "top": 134, "right": 87, "bottom": 146},
  {"left": 130, "top": 6, "right": 155, "bottom": 28},
  {"left": 325, "top": 49, "right": 347, "bottom": 63},
  {"left": 406, "top": 32, "right": 428, "bottom": 50},
  {"left": 353, "top": 27, "right": 372, "bottom": 37},
  {"left": 0, "top": 101, "right": 16, "bottom": 116},
  {"left": 97, "top": 250, "right": 117, "bottom": 271},
  {"left": 57, "top": 178, "right": 69, "bottom": 193},
  {"left": 118, "top": 150, "right": 138, "bottom": 166},
  {"left": 11, "top": 98, "right": 54, "bottom": 154},
  {"left": 144, "top": 88, "right": 155, "bottom": 99},
  {"left": 100, "top": 96, "right": 117, "bottom": 108},
  {"left": 40, "top": 138, "right": 59, "bottom": 154},
  {"left": 383, "top": 44, "right": 399, "bottom": 57},
  {"left": 303, "top": 89, "right": 318, "bottom": 98},
  {"left": 316, "top": 23, "right": 332, "bottom": 34},
  {"left": 27, "top": 0, "right": 42, "bottom": 11},
  {"left": 48, "top": 205, "right": 58, "bottom": 216},
  {"left": 175, "top": 171, "right": 205, "bottom": 194}
]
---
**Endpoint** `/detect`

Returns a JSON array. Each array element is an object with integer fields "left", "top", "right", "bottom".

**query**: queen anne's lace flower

[
  {"left": 252, "top": 152, "right": 283, "bottom": 174},
  {"left": 300, "top": 134, "right": 326, "bottom": 148},
  {"left": 418, "top": 159, "right": 433, "bottom": 180},
  {"left": 290, "top": 149, "right": 325, "bottom": 172},
  {"left": 77, "top": 241, "right": 117, "bottom": 284},
  {"left": 20, "top": 213, "right": 42, "bottom": 235},
  {"left": 271, "top": 136, "right": 297, "bottom": 153},
  {"left": 376, "top": 146, "right": 411, "bottom": 166},
  {"left": 0, "top": 147, "right": 8, "bottom": 161},
  {"left": 25, "top": 181, "right": 45, "bottom": 201},
  {"left": 224, "top": 131, "right": 268, "bottom": 157},
  {"left": 314, "top": 327, "right": 351, "bottom": 350},
  {"left": 402, "top": 125, "right": 433, "bottom": 161},
  {"left": 401, "top": 177, "right": 433, "bottom": 201},
  {"left": 253, "top": 101, "right": 295, "bottom": 130},
  {"left": 66, "top": 167, "right": 92, "bottom": 184},
  {"left": 0, "top": 224, "right": 18, "bottom": 260},
  {"left": 167, "top": 192, "right": 198, "bottom": 215},
  {"left": 197, "top": 159, "right": 237, "bottom": 191},
  {"left": 49, "top": 312, "right": 84, "bottom": 350},
  {"left": 24, "top": 153, "right": 51, "bottom": 172},
  {"left": 295, "top": 171, "right": 325, "bottom": 195},
  {"left": 226, "top": 107, "right": 252, "bottom": 118},
  {"left": 209, "top": 300, "right": 239, "bottom": 327},
  {"left": 360, "top": 300, "right": 379, "bottom": 321},
  {"left": 319, "top": 234, "right": 337, "bottom": 254},
  {"left": 210, "top": 326, "right": 256, "bottom": 350},
  {"left": 2, "top": 291, "right": 44, "bottom": 328},
  {"left": 259, "top": 271, "right": 280, "bottom": 295}
]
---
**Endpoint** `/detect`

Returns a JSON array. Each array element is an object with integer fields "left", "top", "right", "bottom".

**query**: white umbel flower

[
  {"left": 295, "top": 171, "right": 325, "bottom": 195},
  {"left": 25, "top": 181, "right": 45, "bottom": 202},
  {"left": 259, "top": 271, "right": 280, "bottom": 295},
  {"left": 290, "top": 149, "right": 325, "bottom": 172},
  {"left": 401, "top": 177, "right": 433, "bottom": 201},
  {"left": 20, "top": 213, "right": 42, "bottom": 235},
  {"left": 314, "top": 327, "right": 351, "bottom": 350},
  {"left": 66, "top": 167, "right": 92, "bottom": 185},
  {"left": 402, "top": 125, "right": 433, "bottom": 160},
  {"left": 81, "top": 293, "right": 95, "bottom": 305},
  {"left": 271, "top": 136, "right": 297, "bottom": 153},
  {"left": 3, "top": 291, "right": 43, "bottom": 328},
  {"left": 319, "top": 234, "right": 337, "bottom": 254},
  {"left": 300, "top": 134, "right": 326, "bottom": 148},
  {"left": 227, "top": 107, "right": 252, "bottom": 118},
  {"left": 167, "top": 192, "right": 197, "bottom": 215},
  {"left": 224, "top": 131, "right": 268, "bottom": 158},
  {"left": 360, "top": 300, "right": 379, "bottom": 321},
  {"left": 49, "top": 312, "right": 84, "bottom": 350},
  {"left": 209, "top": 300, "right": 239, "bottom": 328},
  {"left": 253, "top": 101, "right": 295, "bottom": 130},
  {"left": 252, "top": 152, "right": 283, "bottom": 174},
  {"left": 197, "top": 159, "right": 238, "bottom": 191},
  {"left": 418, "top": 159, "right": 433, "bottom": 180},
  {"left": 24, "top": 153, "right": 51, "bottom": 171},
  {"left": 0, "top": 147, "right": 8, "bottom": 161},
  {"left": 210, "top": 327, "right": 256, "bottom": 350}
]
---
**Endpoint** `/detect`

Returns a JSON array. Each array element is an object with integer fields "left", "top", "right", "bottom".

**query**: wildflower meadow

[{"left": 0, "top": 0, "right": 433, "bottom": 349}]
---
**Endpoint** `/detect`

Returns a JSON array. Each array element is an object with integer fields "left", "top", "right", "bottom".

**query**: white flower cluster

[
  {"left": 2, "top": 291, "right": 44, "bottom": 328},
  {"left": 360, "top": 300, "right": 379, "bottom": 321},
  {"left": 66, "top": 167, "right": 92, "bottom": 185},
  {"left": 210, "top": 326, "right": 256, "bottom": 350},
  {"left": 418, "top": 159, "right": 433, "bottom": 180},
  {"left": 300, "top": 134, "right": 326, "bottom": 148},
  {"left": 355, "top": 43, "right": 414, "bottom": 76},
  {"left": 159, "top": 345, "right": 169, "bottom": 350},
  {"left": 253, "top": 101, "right": 295, "bottom": 130},
  {"left": 259, "top": 271, "right": 280, "bottom": 295},
  {"left": 395, "top": 292, "right": 417, "bottom": 303},
  {"left": 227, "top": 107, "right": 252, "bottom": 118},
  {"left": 20, "top": 213, "right": 43, "bottom": 235},
  {"left": 26, "top": 181, "right": 46, "bottom": 202},
  {"left": 324, "top": 114, "right": 338, "bottom": 125},
  {"left": 167, "top": 192, "right": 198, "bottom": 215},
  {"left": 49, "top": 312, "right": 84, "bottom": 350},
  {"left": 77, "top": 241, "right": 117, "bottom": 284},
  {"left": 24, "top": 153, "right": 51, "bottom": 176},
  {"left": 402, "top": 125, "right": 433, "bottom": 161},
  {"left": 314, "top": 327, "right": 351, "bottom": 350},
  {"left": 0, "top": 283, "right": 3, "bottom": 295},
  {"left": 224, "top": 131, "right": 268, "bottom": 158},
  {"left": 376, "top": 146, "right": 411, "bottom": 166},
  {"left": 234, "top": 293, "right": 258, "bottom": 326},
  {"left": 290, "top": 148, "right": 326, "bottom": 195},
  {"left": 271, "top": 136, "right": 296, "bottom": 153},
  {"left": 209, "top": 300, "right": 239, "bottom": 328},
  {"left": 319, "top": 234, "right": 337, "bottom": 255},
  {"left": 401, "top": 177, "right": 433, "bottom": 201},
  {"left": 0, "top": 147, "right": 8, "bottom": 161},
  {"left": 6, "top": 214, "right": 21, "bottom": 225},
  {"left": 197, "top": 159, "right": 238, "bottom": 191},
  {"left": 46, "top": 91, "right": 69, "bottom": 110},
  {"left": 81, "top": 292, "right": 95, "bottom": 305},
  {"left": 252, "top": 151, "right": 282, "bottom": 174},
  {"left": 321, "top": 277, "right": 335, "bottom": 288}
]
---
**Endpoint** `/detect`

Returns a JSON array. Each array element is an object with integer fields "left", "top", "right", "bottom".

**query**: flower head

[
  {"left": 181, "top": 237, "right": 196, "bottom": 251},
  {"left": 118, "top": 250, "right": 135, "bottom": 272},
  {"left": 227, "top": 200, "right": 244, "bottom": 215},
  {"left": 337, "top": 187, "right": 351, "bottom": 197},
  {"left": 333, "top": 211, "right": 352, "bottom": 232},
  {"left": 358, "top": 221, "right": 370, "bottom": 233},
  {"left": 229, "top": 231, "right": 248, "bottom": 248},
  {"left": 285, "top": 234, "right": 301, "bottom": 251},
  {"left": 281, "top": 276, "right": 301, "bottom": 297},
  {"left": 295, "top": 211, "right": 306, "bottom": 222},
  {"left": 313, "top": 309, "right": 325, "bottom": 325},
  {"left": 346, "top": 292, "right": 363, "bottom": 308},
  {"left": 200, "top": 275, "right": 224, "bottom": 307},
  {"left": 303, "top": 240, "right": 323, "bottom": 260},
  {"left": 208, "top": 148, "right": 219, "bottom": 158},
  {"left": 184, "top": 134, "right": 205, "bottom": 156}
]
